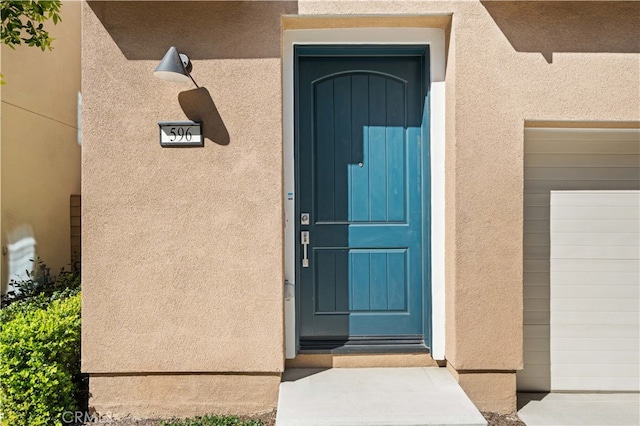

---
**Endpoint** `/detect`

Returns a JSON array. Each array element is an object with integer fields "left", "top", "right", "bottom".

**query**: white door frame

[{"left": 283, "top": 27, "right": 446, "bottom": 360}]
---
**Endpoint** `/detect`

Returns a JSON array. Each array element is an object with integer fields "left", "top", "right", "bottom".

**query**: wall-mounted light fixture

[{"left": 153, "top": 46, "right": 199, "bottom": 88}]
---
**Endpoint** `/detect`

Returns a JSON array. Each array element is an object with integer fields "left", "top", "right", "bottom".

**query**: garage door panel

[
  {"left": 524, "top": 193, "right": 550, "bottom": 206},
  {"left": 523, "top": 272, "right": 550, "bottom": 285},
  {"left": 524, "top": 324, "right": 550, "bottom": 338},
  {"left": 552, "top": 311, "right": 639, "bottom": 326},
  {"left": 524, "top": 259, "right": 550, "bottom": 272},
  {"left": 525, "top": 206, "right": 550, "bottom": 220},
  {"left": 520, "top": 129, "right": 640, "bottom": 393},
  {"left": 550, "top": 205, "right": 640, "bottom": 220},
  {"left": 525, "top": 220, "right": 550, "bottom": 233},
  {"left": 526, "top": 298, "right": 552, "bottom": 313},
  {"left": 524, "top": 285, "right": 549, "bottom": 299},
  {"left": 553, "top": 286, "right": 639, "bottom": 299},
  {"left": 551, "top": 298, "right": 639, "bottom": 312},
  {"left": 524, "top": 311, "right": 550, "bottom": 325},
  {"left": 526, "top": 167, "right": 640, "bottom": 181},
  {"left": 550, "top": 190, "right": 640, "bottom": 392},
  {"left": 526, "top": 180, "right": 639, "bottom": 192},
  {"left": 524, "top": 349, "right": 551, "bottom": 365},
  {"left": 551, "top": 259, "right": 639, "bottom": 273},
  {"left": 524, "top": 233, "right": 550, "bottom": 247},
  {"left": 552, "top": 365, "right": 640, "bottom": 380},
  {"left": 524, "top": 139, "right": 640, "bottom": 153},
  {"left": 552, "top": 337, "right": 640, "bottom": 352},
  {"left": 552, "top": 324, "right": 639, "bottom": 338},
  {"left": 525, "top": 153, "right": 640, "bottom": 168},
  {"left": 550, "top": 191, "right": 640, "bottom": 206},
  {"left": 525, "top": 337, "right": 550, "bottom": 352},
  {"left": 551, "top": 271, "right": 640, "bottom": 286},
  {"left": 551, "top": 232, "right": 640, "bottom": 246},
  {"left": 552, "top": 350, "right": 640, "bottom": 365},
  {"left": 523, "top": 128, "right": 640, "bottom": 142},
  {"left": 525, "top": 246, "right": 550, "bottom": 259},
  {"left": 551, "top": 219, "right": 640, "bottom": 233},
  {"left": 552, "top": 245, "right": 639, "bottom": 259},
  {"left": 520, "top": 364, "right": 552, "bottom": 379}
]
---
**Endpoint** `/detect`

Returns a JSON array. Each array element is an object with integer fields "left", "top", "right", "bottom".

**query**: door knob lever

[{"left": 301, "top": 231, "right": 309, "bottom": 268}]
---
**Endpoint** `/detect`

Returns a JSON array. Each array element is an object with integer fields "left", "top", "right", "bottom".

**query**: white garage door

[
  {"left": 550, "top": 190, "right": 639, "bottom": 391},
  {"left": 519, "top": 128, "right": 640, "bottom": 391}
]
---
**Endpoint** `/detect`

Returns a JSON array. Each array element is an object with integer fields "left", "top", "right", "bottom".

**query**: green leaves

[
  {"left": 0, "top": 1, "right": 61, "bottom": 83},
  {"left": 0, "top": 293, "right": 81, "bottom": 426},
  {"left": 1, "top": 258, "right": 81, "bottom": 310},
  {"left": 0, "top": 1, "right": 62, "bottom": 51}
]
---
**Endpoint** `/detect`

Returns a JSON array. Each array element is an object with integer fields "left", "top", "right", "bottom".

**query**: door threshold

[
  {"left": 299, "top": 343, "right": 430, "bottom": 355},
  {"left": 286, "top": 352, "right": 438, "bottom": 368},
  {"left": 299, "top": 336, "right": 428, "bottom": 354}
]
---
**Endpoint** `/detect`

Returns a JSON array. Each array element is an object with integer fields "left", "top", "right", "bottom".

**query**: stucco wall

[
  {"left": 298, "top": 0, "right": 640, "bottom": 371},
  {"left": 81, "top": 1, "right": 294, "bottom": 375},
  {"left": 82, "top": 0, "right": 640, "bottom": 416},
  {"left": 1, "top": 0, "right": 81, "bottom": 292}
]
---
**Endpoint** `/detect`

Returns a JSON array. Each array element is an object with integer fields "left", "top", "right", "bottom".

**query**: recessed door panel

[{"left": 295, "top": 46, "right": 430, "bottom": 347}]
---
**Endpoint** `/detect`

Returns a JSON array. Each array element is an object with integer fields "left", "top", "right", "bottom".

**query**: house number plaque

[{"left": 158, "top": 121, "right": 203, "bottom": 147}]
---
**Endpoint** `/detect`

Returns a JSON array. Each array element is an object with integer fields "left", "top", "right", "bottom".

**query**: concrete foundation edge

[
  {"left": 447, "top": 364, "right": 517, "bottom": 414},
  {"left": 89, "top": 373, "right": 281, "bottom": 419}
]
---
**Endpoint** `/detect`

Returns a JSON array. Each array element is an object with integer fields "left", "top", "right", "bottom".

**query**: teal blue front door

[{"left": 295, "top": 46, "right": 430, "bottom": 350}]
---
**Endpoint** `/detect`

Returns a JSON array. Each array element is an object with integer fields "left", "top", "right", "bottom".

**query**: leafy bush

[
  {"left": 160, "top": 414, "right": 264, "bottom": 426},
  {"left": 0, "top": 260, "right": 83, "bottom": 426},
  {"left": 1, "top": 259, "right": 80, "bottom": 309}
]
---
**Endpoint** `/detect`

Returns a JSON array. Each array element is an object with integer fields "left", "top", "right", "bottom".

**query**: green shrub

[
  {"left": 1, "top": 259, "right": 80, "bottom": 309},
  {"left": 160, "top": 414, "right": 264, "bottom": 426},
  {"left": 0, "top": 292, "right": 81, "bottom": 426}
]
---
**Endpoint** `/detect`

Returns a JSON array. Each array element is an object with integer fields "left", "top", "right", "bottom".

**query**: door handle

[{"left": 301, "top": 231, "right": 309, "bottom": 268}]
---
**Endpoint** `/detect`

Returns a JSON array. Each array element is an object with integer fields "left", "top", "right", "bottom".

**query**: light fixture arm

[
  {"left": 187, "top": 73, "right": 199, "bottom": 88},
  {"left": 178, "top": 53, "right": 199, "bottom": 88}
]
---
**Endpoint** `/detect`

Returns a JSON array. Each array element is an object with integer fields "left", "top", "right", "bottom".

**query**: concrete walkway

[
  {"left": 276, "top": 367, "right": 487, "bottom": 426},
  {"left": 518, "top": 393, "right": 640, "bottom": 426}
]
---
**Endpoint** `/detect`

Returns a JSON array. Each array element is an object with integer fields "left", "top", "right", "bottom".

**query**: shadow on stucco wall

[
  {"left": 87, "top": 0, "right": 297, "bottom": 147},
  {"left": 87, "top": 1, "right": 298, "bottom": 60},
  {"left": 481, "top": 1, "right": 640, "bottom": 63},
  {"left": 179, "top": 88, "right": 230, "bottom": 146}
]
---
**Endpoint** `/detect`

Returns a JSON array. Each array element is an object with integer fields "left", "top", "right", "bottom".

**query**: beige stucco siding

[
  {"left": 89, "top": 374, "right": 281, "bottom": 418},
  {"left": 1, "top": 1, "right": 81, "bottom": 291},
  {"left": 81, "top": 1, "right": 292, "bottom": 374},
  {"left": 82, "top": 0, "right": 640, "bottom": 416}
]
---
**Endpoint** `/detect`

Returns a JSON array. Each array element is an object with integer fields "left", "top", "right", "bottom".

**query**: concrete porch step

[{"left": 276, "top": 367, "right": 487, "bottom": 426}]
